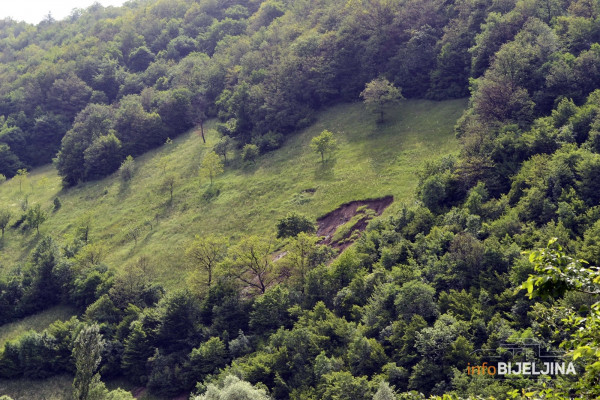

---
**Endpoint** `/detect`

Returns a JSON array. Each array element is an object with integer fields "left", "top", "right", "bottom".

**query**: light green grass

[
  {"left": 0, "top": 99, "right": 466, "bottom": 287},
  {"left": 0, "top": 305, "right": 77, "bottom": 348},
  {"left": 0, "top": 374, "right": 73, "bottom": 399},
  {"left": 0, "top": 376, "right": 154, "bottom": 400}
]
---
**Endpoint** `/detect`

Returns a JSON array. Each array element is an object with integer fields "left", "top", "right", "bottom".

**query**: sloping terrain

[
  {"left": 317, "top": 196, "right": 394, "bottom": 251},
  {"left": 0, "top": 99, "right": 465, "bottom": 286}
]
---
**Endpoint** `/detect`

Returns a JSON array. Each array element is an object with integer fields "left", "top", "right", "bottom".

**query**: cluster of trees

[
  {"left": 2, "top": 187, "right": 596, "bottom": 398},
  {"left": 55, "top": 90, "right": 196, "bottom": 185},
  {"left": 1, "top": 0, "right": 584, "bottom": 185},
  {"left": 4, "top": 0, "right": 600, "bottom": 398}
]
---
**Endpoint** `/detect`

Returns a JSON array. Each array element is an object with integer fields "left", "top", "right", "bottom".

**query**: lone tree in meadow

[
  {"left": 161, "top": 173, "right": 177, "bottom": 203},
  {"left": 15, "top": 168, "right": 29, "bottom": 192},
  {"left": 76, "top": 213, "right": 93, "bottom": 243},
  {"left": 119, "top": 155, "right": 135, "bottom": 182},
  {"left": 310, "top": 129, "right": 337, "bottom": 163},
  {"left": 360, "top": 77, "right": 403, "bottom": 122},
  {"left": 26, "top": 204, "right": 47, "bottom": 234},
  {"left": 200, "top": 151, "right": 224, "bottom": 186}
]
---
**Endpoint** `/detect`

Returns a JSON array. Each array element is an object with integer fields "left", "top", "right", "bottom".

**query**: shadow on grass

[
  {"left": 17, "top": 230, "right": 43, "bottom": 263},
  {"left": 314, "top": 158, "right": 336, "bottom": 181},
  {"left": 118, "top": 179, "right": 132, "bottom": 200},
  {"left": 140, "top": 229, "right": 156, "bottom": 247},
  {"left": 239, "top": 161, "right": 259, "bottom": 175}
]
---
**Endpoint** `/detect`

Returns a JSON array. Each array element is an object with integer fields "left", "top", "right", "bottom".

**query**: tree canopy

[{"left": 360, "top": 78, "right": 403, "bottom": 122}]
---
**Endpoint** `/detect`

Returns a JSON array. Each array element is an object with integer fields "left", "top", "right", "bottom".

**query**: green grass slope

[
  {"left": 0, "top": 305, "right": 77, "bottom": 348},
  {"left": 0, "top": 99, "right": 466, "bottom": 286},
  {"left": 0, "top": 375, "right": 73, "bottom": 400}
]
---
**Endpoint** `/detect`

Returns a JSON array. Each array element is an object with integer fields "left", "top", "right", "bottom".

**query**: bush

[
  {"left": 252, "top": 131, "right": 283, "bottom": 153},
  {"left": 194, "top": 375, "right": 270, "bottom": 400},
  {"left": 419, "top": 173, "right": 448, "bottom": 213},
  {"left": 241, "top": 144, "right": 259, "bottom": 164},
  {"left": 276, "top": 213, "right": 315, "bottom": 238},
  {"left": 119, "top": 155, "right": 135, "bottom": 182}
]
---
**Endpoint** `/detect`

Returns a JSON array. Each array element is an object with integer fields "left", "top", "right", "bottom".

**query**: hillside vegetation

[
  {"left": 0, "top": 99, "right": 464, "bottom": 284},
  {"left": 1, "top": 0, "right": 600, "bottom": 399}
]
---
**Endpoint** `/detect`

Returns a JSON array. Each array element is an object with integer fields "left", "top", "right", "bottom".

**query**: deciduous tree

[
  {"left": 185, "top": 234, "right": 228, "bottom": 289},
  {"left": 226, "top": 236, "right": 278, "bottom": 294},
  {"left": 194, "top": 375, "right": 270, "bottom": 400},
  {"left": 360, "top": 77, "right": 403, "bottom": 122},
  {"left": 200, "top": 151, "right": 224, "bottom": 186},
  {"left": 117, "top": 155, "right": 134, "bottom": 182},
  {"left": 161, "top": 174, "right": 177, "bottom": 203},
  {"left": 15, "top": 168, "right": 28, "bottom": 192},
  {"left": 310, "top": 130, "right": 337, "bottom": 163},
  {"left": 26, "top": 204, "right": 47, "bottom": 234},
  {"left": 213, "top": 136, "right": 232, "bottom": 164},
  {"left": 83, "top": 133, "right": 123, "bottom": 180}
]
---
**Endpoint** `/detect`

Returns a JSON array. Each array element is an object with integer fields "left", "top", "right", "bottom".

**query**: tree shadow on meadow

[
  {"left": 314, "top": 158, "right": 336, "bottom": 181},
  {"left": 118, "top": 179, "right": 132, "bottom": 200},
  {"left": 17, "top": 229, "right": 42, "bottom": 262}
]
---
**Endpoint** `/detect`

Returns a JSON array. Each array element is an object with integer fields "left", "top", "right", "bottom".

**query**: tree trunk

[{"left": 200, "top": 120, "right": 205, "bottom": 143}]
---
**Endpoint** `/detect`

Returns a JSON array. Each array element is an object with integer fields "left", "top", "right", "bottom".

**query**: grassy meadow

[
  {"left": 0, "top": 375, "right": 73, "bottom": 400},
  {"left": 0, "top": 305, "right": 77, "bottom": 348},
  {"left": 0, "top": 99, "right": 466, "bottom": 287}
]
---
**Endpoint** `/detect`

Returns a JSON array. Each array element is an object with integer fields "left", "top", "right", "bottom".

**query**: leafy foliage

[
  {"left": 310, "top": 130, "right": 337, "bottom": 163},
  {"left": 360, "top": 78, "right": 403, "bottom": 122},
  {"left": 276, "top": 213, "right": 315, "bottom": 238},
  {"left": 200, "top": 151, "right": 224, "bottom": 186},
  {"left": 522, "top": 240, "right": 600, "bottom": 398},
  {"left": 5, "top": 0, "right": 600, "bottom": 399},
  {"left": 72, "top": 324, "right": 104, "bottom": 400}
]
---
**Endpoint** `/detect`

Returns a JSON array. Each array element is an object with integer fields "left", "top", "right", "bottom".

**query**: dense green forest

[{"left": 0, "top": 0, "right": 600, "bottom": 399}]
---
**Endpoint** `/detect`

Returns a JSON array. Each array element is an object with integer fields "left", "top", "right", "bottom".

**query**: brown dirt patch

[{"left": 317, "top": 196, "right": 394, "bottom": 251}]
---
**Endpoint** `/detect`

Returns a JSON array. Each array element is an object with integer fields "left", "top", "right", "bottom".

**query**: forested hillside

[
  {"left": 0, "top": 0, "right": 494, "bottom": 184},
  {"left": 0, "top": 0, "right": 600, "bottom": 399}
]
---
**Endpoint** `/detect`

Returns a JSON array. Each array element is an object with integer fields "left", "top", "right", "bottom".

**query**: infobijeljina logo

[{"left": 466, "top": 339, "right": 577, "bottom": 378}]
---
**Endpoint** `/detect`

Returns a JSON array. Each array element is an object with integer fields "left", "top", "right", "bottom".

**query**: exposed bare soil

[{"left": 317, "top": 196, "right": 394, "bottom": 251}]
